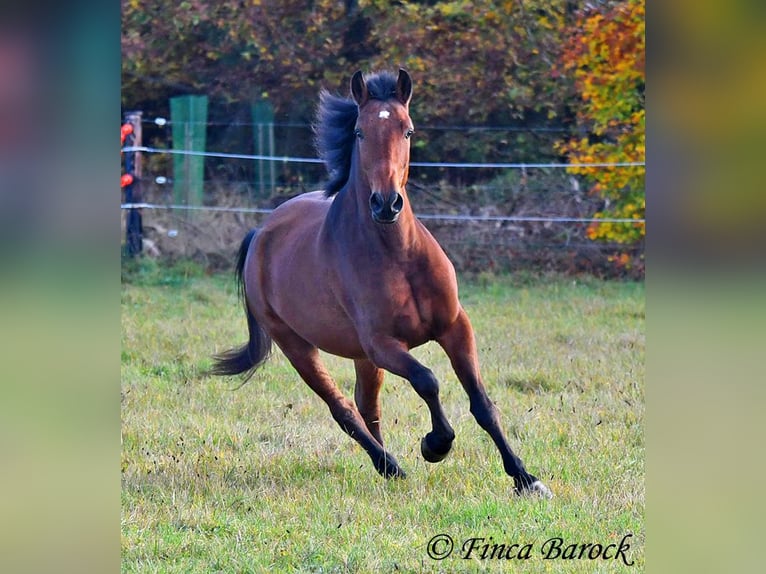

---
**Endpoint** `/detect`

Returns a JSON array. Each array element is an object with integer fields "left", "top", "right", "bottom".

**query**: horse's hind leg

[
  {"left": 354, "top": 359, "right": 385, "bottom": 445},
  {"left": 270, "top": 326, "right": 405, "bottom": 478},
  {"left": 437, "top": 309, "right": 552, "bottom": 498}
]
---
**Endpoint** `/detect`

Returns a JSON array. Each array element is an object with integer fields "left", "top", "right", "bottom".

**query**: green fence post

[
  {"left": 170, "top": 95, "right": 208, "bottom": 208},
  {"left": 251, "top": 99, "right": 275, "bottom": 198}
]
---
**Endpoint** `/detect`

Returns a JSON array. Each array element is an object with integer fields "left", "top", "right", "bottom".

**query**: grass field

[{"left": 121, "top": 261, "right": 644, "bottom": 572}]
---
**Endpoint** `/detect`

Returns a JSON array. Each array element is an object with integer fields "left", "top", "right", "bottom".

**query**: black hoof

[
  {"left": 374, "top": 454, "right": 407, "bottom": 479},
  {"left": 385, "top": 466, "right": 407, "bottom": 479},
  {"left": 420, "top": 433, "right": 453, "bottom": 463}
]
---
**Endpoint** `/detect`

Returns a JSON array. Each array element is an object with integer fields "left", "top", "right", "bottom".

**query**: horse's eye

[
  {"left": 405, "top": 129, "right": 414, "bottom": 139},
  {"left": 354, "top": 128, "right": 364, "bottom": 140}
]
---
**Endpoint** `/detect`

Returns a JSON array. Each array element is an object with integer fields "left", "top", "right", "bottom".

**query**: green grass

[{"left": 122, "top": 263, "right": 644, "bottom": 572}]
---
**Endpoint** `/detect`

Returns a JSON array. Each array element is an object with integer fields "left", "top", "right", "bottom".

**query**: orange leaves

[
  {"left": 561, "top": 0, "right": 645, "bottom": 99},
  {"left": 557, "top": 0, "right": 645, "bottom": 248}
]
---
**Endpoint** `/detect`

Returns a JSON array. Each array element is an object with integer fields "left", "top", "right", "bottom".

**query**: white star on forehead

[{"left": 378, "top": 110, "right": 390, "bottom": 119}]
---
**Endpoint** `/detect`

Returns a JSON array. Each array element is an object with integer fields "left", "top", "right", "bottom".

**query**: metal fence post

[{"left": 122, "top": 111, "right": 143, "bottom": 256}]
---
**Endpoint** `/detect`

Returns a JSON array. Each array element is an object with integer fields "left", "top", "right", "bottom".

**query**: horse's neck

[
  {"left": 372, "top": 208, "right": 421, "bottom": 255},
  {"left": 332, "top": 183, "right": 422, "bottom": 256}
]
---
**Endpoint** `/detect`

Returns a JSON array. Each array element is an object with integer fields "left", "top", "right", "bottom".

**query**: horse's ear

[
  {"left": 351, "top": 70, "right": 368, "bottom": 107},
  {"left": 396, "top": 68, "right": 413, "bottom": 107}
]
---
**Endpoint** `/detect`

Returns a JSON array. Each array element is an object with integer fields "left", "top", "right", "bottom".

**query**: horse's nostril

[
  {"left": 391, "top": 193, "right": 404, "bottom": 214},
  {"left": 370, "top": 192, "right": 384, "bottom": 210}
]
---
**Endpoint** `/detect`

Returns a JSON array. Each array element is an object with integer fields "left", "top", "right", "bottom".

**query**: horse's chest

[
  {"left": 392, "top": 300, "right": 429, "bottom": 342},
  {"left": 390, "top": 281, "right": 451, "bottom": 345}
]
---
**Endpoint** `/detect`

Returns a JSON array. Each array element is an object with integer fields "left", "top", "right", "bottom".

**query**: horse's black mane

[{"left": 314, "top": 71, "right": 400, "bottom": 197}]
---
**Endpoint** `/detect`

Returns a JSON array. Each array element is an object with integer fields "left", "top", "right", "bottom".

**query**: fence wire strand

[
  {"left": 121, "top": 146, "right": 645, "bottom": 170},
  {"left": 121, "top": 202, "right": 645, "bottom": 225}
]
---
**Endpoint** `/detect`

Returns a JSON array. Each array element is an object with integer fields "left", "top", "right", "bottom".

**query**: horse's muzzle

[{"left": 370, "top": 191, "right": 404, "bottom": 224}]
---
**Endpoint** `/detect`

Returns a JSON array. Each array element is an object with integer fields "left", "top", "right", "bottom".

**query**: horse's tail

[{"left": 210, "top": 229, "right": 273, "bottom": 381}]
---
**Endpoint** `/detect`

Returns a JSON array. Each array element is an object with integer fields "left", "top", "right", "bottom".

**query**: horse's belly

[
  {"left": 276, "top": 288, "right": 366, "bottom": 359},
  {"left": 304, "top": 322, "right": 367, "bottom": 359}
]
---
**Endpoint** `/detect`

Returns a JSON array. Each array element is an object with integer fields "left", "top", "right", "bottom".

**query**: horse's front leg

[
  {"left": 363, "top": 336, "right": 456, "bottom": 463},
  {"left": 437, "top": 308, "right": 553, "bottom": 498}
]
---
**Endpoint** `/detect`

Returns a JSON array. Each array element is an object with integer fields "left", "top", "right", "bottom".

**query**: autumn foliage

[
  {"left": 556, "top": 0, "right": 645, "bottom": 250},
  {"left": 122, "top": 1, "right": 646, "bottom": 268}
]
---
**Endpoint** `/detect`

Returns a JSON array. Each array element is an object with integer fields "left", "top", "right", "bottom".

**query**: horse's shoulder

[{"left": 414, "top": 223, "right": 454, "bottom": 269}]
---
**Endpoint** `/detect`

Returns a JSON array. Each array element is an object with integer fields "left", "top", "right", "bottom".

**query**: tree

[
  {"left": 556, "top": 0, "right": 645, "bottom": 252},
  {"left": 360, "top": 0, "right": 578, "bottom": 168},
  {"left": 122, "top": 0, "right": 353, "bottom": 116},
  {"left": 122, "top": 1, "right": 582, "bottom": 172}
]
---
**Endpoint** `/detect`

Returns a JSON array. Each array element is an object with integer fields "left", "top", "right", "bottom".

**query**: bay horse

[{"left": 212, "top": 69, "right": 551, "bottom": 497}]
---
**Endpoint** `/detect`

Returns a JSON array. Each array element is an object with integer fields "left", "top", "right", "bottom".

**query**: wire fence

[
  {"left": 121, "top": 119, "right": 645, "bottom": 277},
  {"left": 122, "top": 145, "right": 645, "bottom": 171},
  {"left": 121, "top": 145, "right": 645, "bottom": 225},
  {"left": 121, "top": 202, "right": 644, "bottom": 225},
  {"left": 139, "top": 116, "right": 643, "bottom": 134}
]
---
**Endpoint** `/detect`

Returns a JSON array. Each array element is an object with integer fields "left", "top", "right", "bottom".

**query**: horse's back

[{"left": 265, "top": 190, "right": 331, "bottom": 228}]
